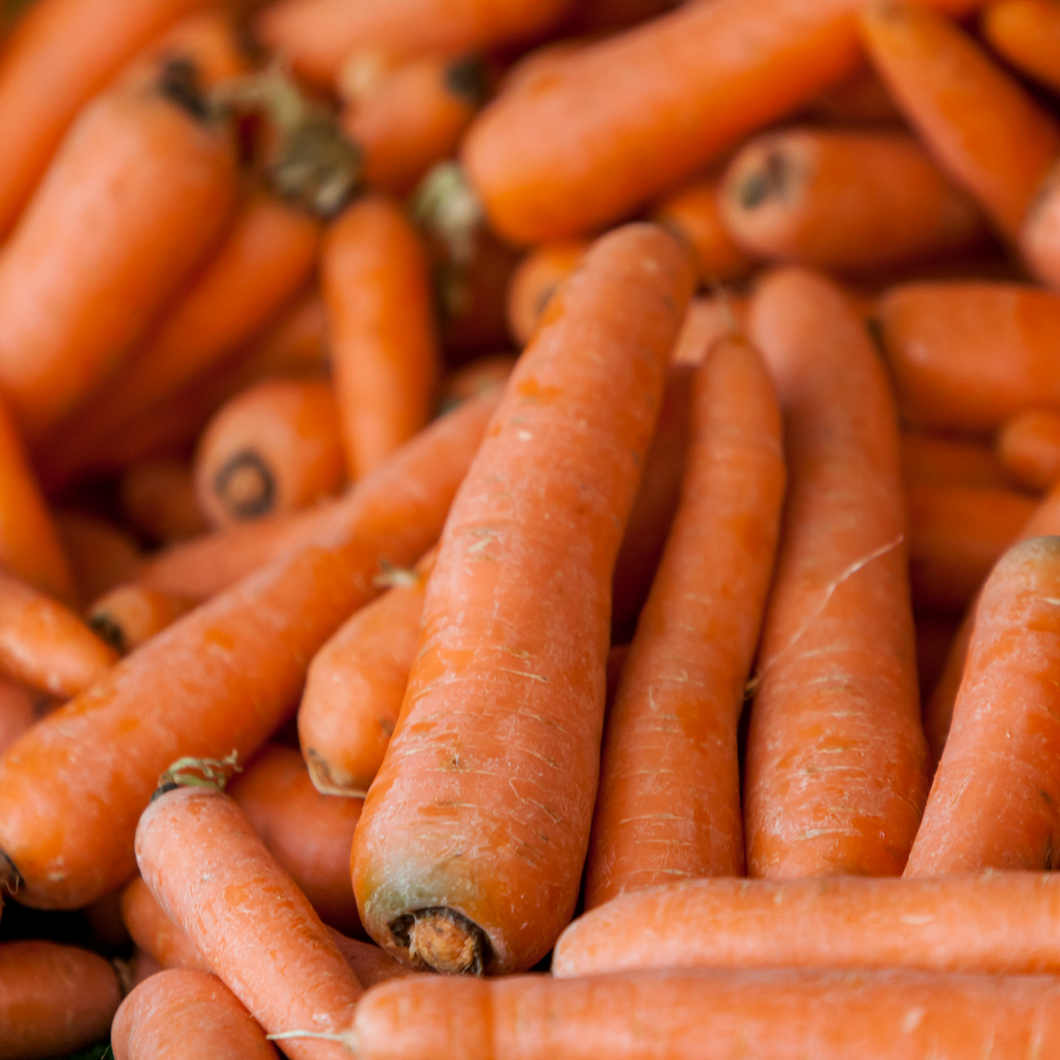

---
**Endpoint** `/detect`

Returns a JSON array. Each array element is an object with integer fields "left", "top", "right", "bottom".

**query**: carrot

[
  {"left": 876, "top": 281, "right": 1060, "bottom": 432},
  {"left": 54, "top": 512, "right": 143, "bottom": 608},
  {"left": 0, "top": 678, "right": 41, "bottom": 757},
  {"left": 128, "top": 949, "right": 164, "bottom": 988},
  {"left": 0, "top": 391, "right": 497, "bottom": 909},
  {"left": 119, "top": 457, "right": 208, "bottom": 544},
  {"left": 981, "top": 0, "right": 1060, "bottom": 94},
  {"left": 0, "top": 0, "right": 214, "bottom": 241},
  {"left": 718, "top": 128, "right": 985, "bottom": 271},
  {"left": 228, "top": 744, "right": 364, "bottom": 934},
  {"left": 800, "top": 63, "right": 903, "bottom": 124},
  {"left": 327, "top": 931, "right": 425, "bottom": 988},
  {"left": 744, "top": 267, "right": 928, "bottom": 878},
  {"left": 112, "top": 968, "right": 279, "bottom": 1060},
  {"left": 437, "top": 355, "right": 516, "bottom": 414},
  {"left": 506, "top": 240, "right": 589, "bottom": 348},
  {"left": 670, "top": 294, "right": 750, "bottom": 366},
  {"left": 323, "top": 195, "right": 440, "bottom": 479},
  {"left": 194, "top": 378, "right": 346, "bottom": 528},
  {"left": 1022, "top": 159, "right": 1060, "bottom": 291},
  {"left": 0, "top": 64, "right": 238, "bottom": 442},
  {"left": 120, "top": 876, "right": 211, "bottom": 973},
  {"left": 907, "top": 536, "right": 1060, "bottom": 874},
  {"left": 87, "top": 585, "right": 196, "bottom": 656},
  {"left": 900, "top": 431, "right": 1012, "bottom": 490},
  {"left": 860, "top": 2, "right": 1060, "bottom": 242},
  {"left": 998, "top": 409, "right": 1060, "bottom": 492},
  {"left": 0, "top": 940, "right": 122, "bottom": 1060},
  {"left": 586, "top": 334, "right": 785, "bottom": 909},
  {"left": 300, "top": 550, "right": 434, "bottom": 796},
  {"left": 352, "top": 224, "right": 693, "bottom": 975}
]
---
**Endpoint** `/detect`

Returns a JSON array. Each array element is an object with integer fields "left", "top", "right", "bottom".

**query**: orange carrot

[
  {"left": 900, "top": 431, "right": 1012, "bottom": 490},
  {"left": 0, "top": 391, "right": 497, "bottom": 909},
  {"left": 228, "top": 744, "right": 364, "bottom": 934},
  {"left": 1022, "top": 159, "right": 1060, "bottom": 291},
  {"left": 437, "top": 355, "right": 516, "bottom": 413},
  {"left": 670, "top": 294, "right": 750, "bottom": 366},
  {"left": 112, "top": 968, "right": 279, "bottom": 1060},
  {"left": 0, "top": 678, "right": 41, "bottom": 757},
  {"left": 744, "top": 267, "right": 928, "bottom": 878},
  {"left": 981, "top": 0, "right": 1060, "bottom": 94},
  {"left": 327, "top": 931, "right": 424, "bottom": 987},
  {"left": 998, "top": 408, "right": 1060, "bottom": 492},
  {"left": 300, "top": 551, "right": 433, "bottom": 796},
  {"left": 0, "top": 940, "right": 122, "bottom": 1059},
  {"left": 323, "top": 195, "right": 440, "bottom": 479},
  {"left": 194, "top": 378, "right": 346, "bottom": 527},
  {"left": 506, "top": 240, "right": 589, "bottom": 347},
  {"left": 718, "top": 128, "right": 985, "bottom": 270},
  {"left": 87, "top": 585, "right": 196, "bottom": 656},
  {"left": 119, "top": 457, "right": 208, "bottom": 544},
  {"left": 55, "top": 512, "right": 143, "bottom": 608},
  {"left": 585, "top": 334, "right": 785, "bottom": 908},
  {"left": 907, "top": 536, "right": 1060, "bottom": 874},
  {"left": 120, "top": 876, "right": 211, "bottom": 973},
  {"left": 860, "top": 2, "right": 1060, "bottom": 242},
  {"left": 352, "top": 224, "right": 693, "bottom": 975}
]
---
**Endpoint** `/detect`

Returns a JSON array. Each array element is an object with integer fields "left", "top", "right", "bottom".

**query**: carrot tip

[
  {"left": 0, "top": 850, "right": 22, "bottom": 896},
  {"left": 87, "top": 612, "right": 127, "bottom": 656},
  {"left": 214, "top": 450, "right": 277, "bottom": 521},
  {"left": 391, "top": 906, "right": 492, "bottom": 975},
  {"left": 156, "top": 751, "right": 242, "bottom": 796},
  {"left": 304, "top": 749, "right": 365, "bottom": 797}
]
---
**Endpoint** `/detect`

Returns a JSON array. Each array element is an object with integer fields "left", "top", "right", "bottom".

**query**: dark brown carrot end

[
  {"left": 391, "top": 907, "right": 492, "bottom": 975},
  {"left": 213, "top": 450, "right": 277, "bottom": 521},
  {"left": 154, "top": 752, "right": 242, "bottom": 800},
  {"left": 444, "top": 54, "right": 491, "bottom": 106},
  {"left": 157, "top": 58, "right": 213, "bottom": 123},
  {"left": 88, "top": 612, "right": 128, "bottom": 656},
  {"left": 0, "top": 850, "right": 22, "bottom": 895},
  {"left": 735, "top": 149, "right": 790, "bottom": 210}
]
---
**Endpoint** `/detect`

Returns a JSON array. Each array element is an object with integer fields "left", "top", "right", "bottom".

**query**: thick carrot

[
  {"left": 0, "top": 391, "right": 497, "bottom": 909},
  {"left": 670, "top": 294, "right": 750, "bottom": 366},
  {"left": 981, "top": 0, "right": 1060, "bottom": 93},
  {"left": 228, "top": 744, "right": 364, "bottom": 934},
  {"left": 585, "top": 334, "right": 785, "bottom": 908},
  {"left": 506, "top": 240, "right": 589, "bottom": 348},
  {"left": 55, "top": 511, "right": 143, "bottom": 608},
  {"left": 112, "top": 968, "right": 279, "bottom": 1060},
  {"left": 907, "top": 536, "right": 1060, "bottom": 874},
  {"left": 900, "top": 431, "right": 1012, "bottom": 490},
  {"left": 1022, "top": 160, "right": 1060, "bottom": 291},
  {"left": 120, "top": 876, "right": 211, "bottom": 973},
  {"left": 0, "top": 65, "right": 238, "bottom": 441},
  {"left": 744, "top": 267, "right": 928, "bottom": 878},
  {"left": 0, "top": 940, "right": 122, "bottom": 1060},
  {"left": 352, "top": 224, "right": 693, "bottom": 975},
  {"left": 0, "top": 678, "right": 41, "bottom": 757},
  {"left": 998, "top": 409, "right": 1060, "bottom": 492},
  {"left": 300, "top": 551, "right": 435, "bottom": 796},
  {"left": 718, "top": 128, "right": 985, "bottom": 270},
  {"left": 119, "top": 457, "right": 208, "bottom": 544},
  {"left": 860, "top": 2, "right": 1060, "bottom": 242},
  {"left": 877, "top": 281, "right": 1060, "bottom": 432},
  {"left": 87, "top": 585, "right": 195, "bottom": 656},
  {"left": 194, "top": 378, "right": 346, "bottom": 527},
  {"left": 136, "top": 783, "right": 363, "bottom": 1060},
  {"left": 323, "top": 195, "right": 440, "bottom": 480}
]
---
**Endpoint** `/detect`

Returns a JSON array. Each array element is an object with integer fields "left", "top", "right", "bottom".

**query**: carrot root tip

[
  {"left": 214, "top": 450, "right": 277, "bottom": 521},
  {"left": 0, "top": 850, "right": 22, "bottom": 895},
  {"left": 391, "top": 906, "right": 492, "bottom": 975}
]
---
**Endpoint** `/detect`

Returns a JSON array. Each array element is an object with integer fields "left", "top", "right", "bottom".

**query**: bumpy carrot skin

[
  {"left": 120, "top": 457, "right": 208, "bottom": 544},
  {"left": 860, "top": 2, "right": 1060, "bottom": 242},
  {"left": 55, "top": 512, "right": 143, "bottom": 608},
  {"left": 0, "top": 391, "right": 498, "bottom": 910},
  {"left": 112, "top": 968, "right": 279, "bottom": 1060},
  {"left": 121, "top": 876, "right": 211, "bottom": 973},
  {"left": 900, "top": 431, "right": 1012, "bottom": 490},
  {"left": 998, "top": 409, "right": 1060, "bottom": 492},
  {"left": 136, "top": 785, "right": 362, "bottom": 1060},
  {"left": 353, "top": 224, "right": 693, "bottom": 976},
  {"left": 981, "top": 0, "right": 1060, "bottom": 93},
  {"left": 87, "top": 585, "right": 195, "bottom": 656},
  {"left": 328, "top": 931, "right": 424, "bottom": 987},
  {"left": 744, "top": 267, "right": 929, "bottom": 878},
  {"left": 585, "top": 335, "right": 785, "bottom": 909},
  {"left": 506, "top": 240, "right": 589, "bottom": 347},
  {"left": 1022, "top": 161, "right": 1060, "bottom": 291}
]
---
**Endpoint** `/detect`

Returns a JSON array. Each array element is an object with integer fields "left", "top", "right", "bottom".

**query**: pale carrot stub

[
  {"left": 353, "top": 224, "right": 694, "bottom": 975},
  {"left": 744, "top": 267, "right": 929, "bottom": 878},
  {"left": 112, "top": 968, "right": 278, "bottom": 1060},
  {"left": 998, "top": 408, "right": 1060, "bottom": 492},
  {"left": 87, "top": 584, "right": 196, "bottom": 656},
  {"left": 585, "top": 335, "right": 785, "bottom": 908}
]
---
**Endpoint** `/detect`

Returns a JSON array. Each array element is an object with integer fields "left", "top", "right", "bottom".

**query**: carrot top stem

[
  {"left": 155, "top": 752, "right": 242, "bottom": 798},
  {"left": 412, "top": 161, "right": 483, "bottom": 266},
  {"left": 391, "top": 907, "right": 492, "bottom": 975}
]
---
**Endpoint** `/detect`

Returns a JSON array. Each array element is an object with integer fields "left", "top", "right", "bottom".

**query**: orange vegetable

[
  {"left": 506, "top": 240, "right": 589, "bottom": 348},
  {"left": 997, "top": 408, "right": 1060, "bottom": 492},
  {"left": 437, "top": 355, "right": 516, "bottom": 413},
  {"left": 0, "top": 678, "right": 41, "bottom": 758},
  {"left": 87, "top": 585, "right": 195, "bottom": 656},
  {"left": 119, "top": 457, "right": 208, "bottom": 544},
  {"left": 1022, "top": 160, "right": 1060, "bottom": 291},
  {"left": 900, "top": 431, "right": 1012, "bottom": 490},
  {"left": 801, "top": 63, "right": 903, "bottom": 124},
  {"left": 120, "top": 876, "right": 211, "bottom": 973},
  {"left": 54, "top": 512, "right": 143, "bottom": 608},
  {"left": 981, "top": 0, "right": 1060, "bottom": 94},
  {"left": 670, "top": 294, "right": 750, "bottom": 366}
]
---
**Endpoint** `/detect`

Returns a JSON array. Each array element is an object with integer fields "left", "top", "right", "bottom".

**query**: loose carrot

[
  {"left": 900, "top": 431, "right": 1012, "bottom": 490},
  {"left": 981, "top": 0, "right": 1060, "bottom": 94},
  {"left": 0, "top": 64, "right": 238, "bottom": 442},
  {"left": 0, "top": 391, "right": 497, "bottom": 909},
  {"left": 323, "top": 195, "right": 440, "bottom": 479},
  {"left": 119, "top": 457, "right": 208, "bottom": 544},
  {"left": 112, "top": 968, "right": 279, "bottom": 1060},
  {"left": 586, "top": 334, "right": 785, "bottom": 908},
  {"left": 0, "top": 678, "right": 43, "bottom": 758},
  {"left": 194, "top": 378, "right": 346, "bottom": 527},
  {"left": 744, "top": 267, "right": 928, "bottom": 878},
  {"left": 352, "top": 224, "right": 693, "bottom": 975},
  {"left": 718, "top": 128, "right": 985, "bottom": 271},
  {"left": 998, "top": 408, "right": 1060, "bottom": 492},
  {"left": 437, "top": 355, "right": 516, "bottom": 413},
  {"left": 1022, "top": 159, "right": 1060, "bottom": 291},
  {"left": 506, "top": 240, "right": 589, "bottom": 348},
  {"left": 0, "top": 940, "right": 122, "bottom": 1060},
  {"left": 228, "top": 744, "right": 364, "bottom": 934},
  {"left": 670, "top": 294, "right": 750, "bottom": 366},
  {"left": 300, "top": 551, "right": 434, "bottom": 796},
  {"left": 907, "top": 536, "right": 1060, "bottom": 874},
  {"left": 860, "top": 2, "right": 1060, "bottom": 242},
  {"left": 120, "top": 876, "right": 211, "bottom": 973},
  {"left": 54, "top": 512, "right": 143, "bottom": 608},
  {"left": 87, "top": 585, "right": 196, "bottom": 656}
]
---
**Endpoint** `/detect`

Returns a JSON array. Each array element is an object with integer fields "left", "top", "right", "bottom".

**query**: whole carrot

[
  {"left": 352, "top": 224, "right": 693, "bottom": 975},
  {"left": 87, "top": 585, "right": 195, "bottom": 656},
  {"left": 998, "top": 409, "right": 1060, "bottom": 492},
  {"left": 119, "top": 457, "right": 207, "bottom": 544},
  {"left": 744, "top": 267, "right": 929, "bottom": 878},
  {"left": 981, "top": 0, "right": 1060, "bottom": 93}
]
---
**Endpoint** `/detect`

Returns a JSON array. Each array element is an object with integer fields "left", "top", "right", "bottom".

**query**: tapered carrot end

[
  {"left": 0, "top": 850, "right": 22, "bottom": 895},
  {"left": 393, "top": 907, "right": 492, "bottom": 975}
]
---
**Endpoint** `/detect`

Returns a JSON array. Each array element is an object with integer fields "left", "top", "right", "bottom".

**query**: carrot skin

[
  {"left": 121, "top": 875, "right": 211, "bottom": 972},
  {"left": 87, "top": 585, "right": 196, "bottom": 656},
  {"left": 900, "top": 431, "right": 1012, "bottom": 490},
  {"left": 981, "top": 0, "right": 1060, "bottom": 95},
  {"left": 55, "top": 512, "right": 143, "bottom": 609},
  {"left": 506, "top": 240, "right": 590, "bottom": 348},
  {"left": 998, "top": 409, "right": 1060, "bottom": 492},
  {"left": 0, "top": 679, "right": 41, "bottom": 758},
  {"left": 119, "top": 457, "right": 208, "bottom": 544}
]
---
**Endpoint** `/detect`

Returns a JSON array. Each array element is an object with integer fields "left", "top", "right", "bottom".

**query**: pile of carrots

[{"left": 4, "top": 0, "right": 1060, "bottom": 1055}]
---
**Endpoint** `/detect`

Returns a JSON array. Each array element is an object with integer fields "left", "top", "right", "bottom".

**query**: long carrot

[
  {"left": 119, "top": 457, "right": 207, "bottom": 544},
  {"left": 998, "top": 409, "right": 1060, "bottom": 492},
  {"left": 981, "top": 0, "right": 1060, "bottom": 94},
  {"left": 585, "top": 334, "right": 785, "bottom": 908},
  {"left": 744, "top": 267, "right": 929, "bottom": 878},
  {"left": 0, "top": 390, "right": 498, "bottom": 909},
  {"left": 121, "top": 876, "right": 211, "bottom": 973},
  {"left": 87, "top": 585, "right": 195, "bottom": 656},
  {"left": 352, "top": 226, "right": 692, "bottom": 975}
]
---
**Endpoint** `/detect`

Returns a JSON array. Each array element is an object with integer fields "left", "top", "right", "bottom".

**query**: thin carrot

[
  {"left": 194, "top": 378, "right": 346, "bottom": 527},
  {"left": 352, "top": 224, "right": 693, "bottom": 975},
  {"left": 120, "top": 876, "right": 211, "bottom": 973},
  {"left": 119, "top": 457, "right": 208, "bottom": 544},
  {"left": 585, "top": 333, "right": 785, "bottom": 909},
  {"left": 87, "top": 585, "right": 196, "bottom": 656},
  {"left": 981, "top": 0, "right": 1060, "bottom": 94},
  {"left": 54, "top": 512, "right": 143, "bottom": 609},
  {"left": 997, "top": 408, "right": 1060, "bottom": 492},
  {"left": 860, "top": 2, "right": 1060, "bottom": 242},
  {"left": 744, "top": 267, "right": 928, "bottom": 878},
  {"left": 670, "top": 294, "right": 750, "bottom": 366},
  {"left": 900, "top": 431, "right": 1012, "bottom": 490},
  {"left": 1022, "top": 159, "right": 1060, "bottom": 291},
  {"left": 0, "top": 391, "right": 497, "bottom": 909},
  {"left": 112, "top": 968, "right": 279, "bottom": 1060},
  {"left": 506, "top": 240, "right": 589, "bottom": 348}
]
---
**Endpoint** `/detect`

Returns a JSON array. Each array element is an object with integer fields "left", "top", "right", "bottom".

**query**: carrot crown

[{"left": 153, "top": 751, "right": 242, "bottom": 800}]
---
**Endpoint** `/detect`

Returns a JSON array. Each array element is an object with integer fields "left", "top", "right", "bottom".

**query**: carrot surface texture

[
  {"left": 0, "top": 391, "right": 497, "bottom": 909},
  {"left": 506, "top": 240, "right": 589, "bottom": 348},
  {"left": 353, "top": 223, "right": 694, "bottom": 975},
  {"left": 744, "top": 267, "right": 929, "bottom": 878},
  {"left": 121, "top": 875, "right": 211, "bottom": 973},
  {"left": 585, "top": 334, "right": 785, "bottom": 909}
]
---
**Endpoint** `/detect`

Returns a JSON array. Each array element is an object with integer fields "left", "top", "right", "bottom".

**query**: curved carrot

[
  {"left": 87, "top": 585, "right": 195, "bottom": 656},
  {"left": 119, "top": 457, "right": 208, "bottom": 544},
  {"left": 0, "top": 678, "right": 41, "bottom": 758},
  {"left": 352, "top": 224, "right": 693, "bottom": 975},
  {"left": 55, "top": 511, "right": 143, "bottom": 608},
  {"left": 0, "top": 391, "right": 497, "bottom": 909},
  {"left": 120, "top": 875, "right": 211, "bottom": 973},
  {"left": 744, "top": 267, "right": 928, "bottom": 878},
  {"left": 1022, "top": 160, "right": 1060, "bottom": 291},
  {"left": 900, "top": 431, "right": 1012, "bottom": 490},
  {"left": 506, "top": 240, "right": 589, "bottom": 348},
  {"left": 0, "top": 65, "right": 238, "bottom": 442},
  {"left": 194, "top": 378, "right": 346, "bottom": 527},
  {"left": 998, "top": 408, "right": 1060, "bottom": 492},
  {"left": 981, "top": 0, "right": 1060, "bottom": 93},
  {"left": 112, "top": 968, "right": 279, "bottom": 1060},
  {"left": 585, "top": 334, "right": 785, "bottom": 909},
  {"left": 670, "top": 294, "right": 750, "bottom": 366},
  {"left": 907, "top": 536, "right": 1060, "bottom": 874},
  {"left": 860, "top": 1, "right": 1060, "bottom": 242},
  {"left": 718, "top": 128, "right": 985, "bottom": 270},
  {"left": 300, "top": 551, "right": 434, "bottom": 796}
]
